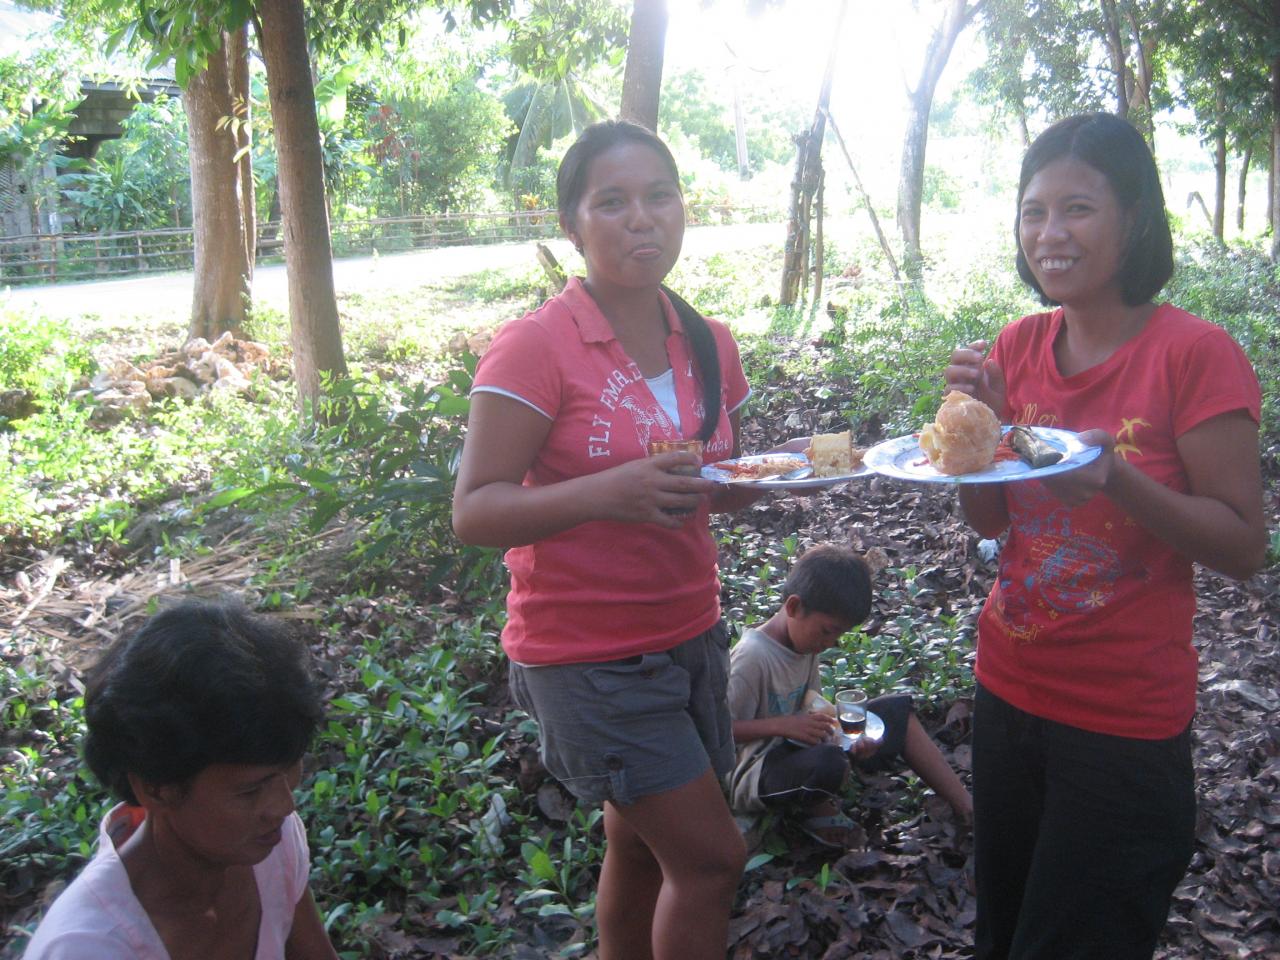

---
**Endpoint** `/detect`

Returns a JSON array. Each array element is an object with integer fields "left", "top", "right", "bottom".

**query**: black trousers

[{"left": 972, "top": 684, "right": 1195, "bottom": 960}]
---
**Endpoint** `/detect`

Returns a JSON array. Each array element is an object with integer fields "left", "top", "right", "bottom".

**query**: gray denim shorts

[{"left": 509, "top": 621, "right": 734, "bottom": 806}]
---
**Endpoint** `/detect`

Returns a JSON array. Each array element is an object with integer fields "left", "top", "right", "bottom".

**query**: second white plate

[{"left": 863, "top": 426, "right": 1102, "bottom": 484}]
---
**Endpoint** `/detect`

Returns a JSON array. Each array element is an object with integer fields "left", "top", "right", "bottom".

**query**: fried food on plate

[
  {"left": 919, "top": 391, "right": 1002, "bottom": 475},
  {"left": 713, "top": 455, "right": 807, "bottom": 480}
]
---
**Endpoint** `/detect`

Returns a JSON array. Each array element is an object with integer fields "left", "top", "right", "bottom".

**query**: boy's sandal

[{"left": 800, "top": 813, "right": 857, "bottom": 849}]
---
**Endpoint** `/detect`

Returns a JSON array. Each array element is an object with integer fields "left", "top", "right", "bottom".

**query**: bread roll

[{"left": 920, "top": 391, "right": 1002, "bottom": 475}]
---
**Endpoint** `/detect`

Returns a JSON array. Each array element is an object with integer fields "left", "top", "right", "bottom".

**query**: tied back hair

[{"left": 558, "top": 119, "right": 722, "bottom": 444}]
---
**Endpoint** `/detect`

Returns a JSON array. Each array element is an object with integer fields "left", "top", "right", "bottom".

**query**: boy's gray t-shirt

[{"left": 726, "top": 627, "right": 820, "bottom": 813}]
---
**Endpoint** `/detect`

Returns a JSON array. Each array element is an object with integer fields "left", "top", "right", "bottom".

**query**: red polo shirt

[{"left": 473, "top": 278, "right": 750, "bottom": 665}]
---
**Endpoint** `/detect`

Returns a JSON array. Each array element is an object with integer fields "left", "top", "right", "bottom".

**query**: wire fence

[{"left": 0, "top": 203, "right": 778, "bottom": 287}]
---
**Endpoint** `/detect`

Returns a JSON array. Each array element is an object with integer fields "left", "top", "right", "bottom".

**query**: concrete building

[{"left": 0, "top": 0, "right": 178, "bottom": 237}]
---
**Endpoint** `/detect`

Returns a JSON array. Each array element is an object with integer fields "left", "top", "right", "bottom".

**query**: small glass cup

[
  {"left": 647, "top": 439, "right": 704, "bottom": 475},
  {"left": 834, "top": 688, "right": 868, "bottom": 737},
  {"left": 648, "top": 439, "right": 703, "bottom": 516}
]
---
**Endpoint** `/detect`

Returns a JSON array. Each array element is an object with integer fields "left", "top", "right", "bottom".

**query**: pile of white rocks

[{"left": 80, "top": 331, "right": 285, "bottom": 422}]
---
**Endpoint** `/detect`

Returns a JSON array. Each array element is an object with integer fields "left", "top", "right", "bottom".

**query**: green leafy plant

[
  {"left": 219, "top": 364, "right": 495, "bottom": 590},
  {"left": 0, "top": 308, "right": 95, "bottom": 400},
  {"left": 819, "top": 565, "right": 976, "bottom": 703},
  {"left": 0, "top": 658, "right": 103, "bottom": 918}
]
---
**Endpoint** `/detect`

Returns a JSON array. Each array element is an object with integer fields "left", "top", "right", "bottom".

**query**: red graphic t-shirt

[
  {"left": 980, "top": 304, "right": 1261, "bottom": 738},
  {"left": 473, "top": 278, "right": 751, "bottom": 665}
]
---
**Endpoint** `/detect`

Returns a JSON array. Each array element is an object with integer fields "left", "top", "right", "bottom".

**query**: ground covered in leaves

[
  {"left": 716, "top": 477, "right": 1279, "bottom": 959},
  {"left": 4, "top": 348, "right": 1278, "bottom": 959}
]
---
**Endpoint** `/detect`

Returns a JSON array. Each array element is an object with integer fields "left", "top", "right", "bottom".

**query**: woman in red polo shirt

[
  {"left": 453, "top": 120, "right": 757, "bottom": 960},
  {"left": 944, "top": 113, "right": 1266, "bottom": 959}
]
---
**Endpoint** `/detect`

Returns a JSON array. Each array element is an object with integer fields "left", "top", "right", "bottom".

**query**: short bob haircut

[
  {"left": 1015, "top": 112, "right": 1174, "bottom": 307},
  {"left": 782, "top": 544, "right": 873, "bottom": 627},
  {"left": 83, "top": 600, "right": 324, "bottom": 805}
]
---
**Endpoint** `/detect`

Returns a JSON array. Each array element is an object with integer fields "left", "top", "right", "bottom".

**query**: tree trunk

[
  {"left": 258, "top": 0, "right": 347, "bottom": 412},
  {"left": 1272, "top": 50, "right": 1280, "bottom": 261},
  {"left": 228, "top": 25, "right": 256, "bottom": 269},
  {"left": 1099, "top": 0, "right": 1130, "bottom": 118},
  {"left": 184, "top": 29, "right": 252, "bottom": 341},
  {"left": 780, "top": 1, "right": 846, "bottom": 306},
  {"left": 1212, "top": 88, "right": 1226, "bottom": 242},
  {"left": 1125, "top": 9, "right": 1157, "bottom": 144},
  {"left": 619, "top": 0, "right": 668, "bottom": 132},
  {"left": 732, "top": 63, "right": 749, "bottom": 179},
  {"left": 813, "top": 173, "right": 825, "bottom": 305},
  {"left": 1237, "top": 144, "right": 1252, "bottom": 233},
  {"left": 897, "top": 0, "right": 976, "bottom": 279},
  {"left": 1187, "top": 191, "right": 1213, "bottom": 230}
]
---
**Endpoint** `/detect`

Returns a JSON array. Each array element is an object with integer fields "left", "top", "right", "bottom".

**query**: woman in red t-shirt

[
  {"left": 944, "top": 113, "right": 1266, "bottom": 959},
  {"left": 453, "top": 121, "right": 767, "bottom": 960}
]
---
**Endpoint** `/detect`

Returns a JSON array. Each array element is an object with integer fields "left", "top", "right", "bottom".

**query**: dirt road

[{"left": 2, "top": 221, "right": 786, "bottom": 321}]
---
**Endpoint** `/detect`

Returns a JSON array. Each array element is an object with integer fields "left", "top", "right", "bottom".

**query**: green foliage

[
  {"left": 659, "top": 68, "right": 803, "bottom": 175},
  {"left": 819, "top": 566, "right": 975, "bottom": 703},
  {"left": 821, "top": 267, "right": 1032, "bottom": 436},
  {"left": 504, "top": 0, "right": 627, "bottom": 82},
  {"left": 366, "top": 77, "right": 512, "bottom": 216},
  {"left": 0, "top": 308, "right": 95, "bottom": 401},
  {"left": 0, "top": 41, "right": 84, "bottom": 166},
  {"left": 230, "top": 367, "right": 493, "bottom": 588},
  {"left": 0, "top": 657, "right": 101, "bottom": 918},
  {"left": 716, "top": 530, "right": 800, "bottom": 631},
  {"left": 301, "top": 628, "right": 518, "bottom": 954},
  {"left": 445, "top": 263, "right": 547, "bottom": 305},
  {"left": 1164, "top": 239, "right": 1280, "bottom": 443},
  {"left": 60, "top": 94, "right": 190, "bottom": 232},
  {"left": 922, "top": 164, "right": 963, "bottom": 210},
  {"left": 0, "top": 326, "right": 299, "bottom": 547}
]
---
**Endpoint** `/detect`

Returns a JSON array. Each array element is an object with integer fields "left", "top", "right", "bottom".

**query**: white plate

[
  {"left": 863, "top": 426, "right": 1102, "bottom": 484},
  {"left": 702, "top": 453, "right": 870, "bottom": 490},
  {"left": 787, "top": 710, "right": 885, "bottom": 749}
]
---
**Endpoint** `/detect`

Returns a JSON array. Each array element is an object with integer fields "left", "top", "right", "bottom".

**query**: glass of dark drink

[
  {"left": 835, "top": 688, "right": 868, "bottom": 736},
  {"left": 648, "top": 439, "right": 704, "bottom": 516}
]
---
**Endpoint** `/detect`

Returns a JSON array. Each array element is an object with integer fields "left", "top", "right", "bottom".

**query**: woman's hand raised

[{"left": 944, "top": 340, "right": 1007, "bottom": 418}]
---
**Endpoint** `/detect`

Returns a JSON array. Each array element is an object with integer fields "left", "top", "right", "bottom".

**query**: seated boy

[{"left": 726, "top": 544, "right": 973, "bottom": 849}]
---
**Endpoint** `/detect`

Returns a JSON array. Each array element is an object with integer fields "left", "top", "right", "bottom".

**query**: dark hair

[
  {"left": 557, "top": 119, "right": 722, "bottom": 444},
  {"left": 1015, "top": 113, "right": 1173, "bottom": 307},
  {"left": 83, "top": 600, "right": 324, "bottom": 805},
  {"left": 782, "top": 544, "right": 873, "bottom": 626}
]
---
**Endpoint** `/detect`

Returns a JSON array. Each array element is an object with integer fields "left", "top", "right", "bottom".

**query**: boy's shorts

[
  {"left": 508, "top": 621, "right": 734, "bottom": 807},
  {"left": 856, "top": 693, "right": 911, "bottom": 772}
]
